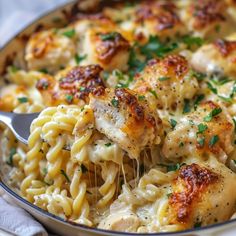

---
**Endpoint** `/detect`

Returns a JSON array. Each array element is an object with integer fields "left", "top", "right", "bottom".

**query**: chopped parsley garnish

[
  {"left": 128, "top": 47, "right": 146, "bottom": 76},
  {"left": 79, "top": 87, "right": 86, "bottom": 92},
  {"left": 215, "top": 24, "right": 221, "bottom": 33},
  {"left": 149, "top": 90, "right": 157, "bottom": 98},
  {"left": 207, "top": 82, "right": 232, "bottom": 102},
  {"left": 210, "top": 75, "right": 231, "bottom": 85},
  {"left": 207, "top": 82, "right": 218, "bottom": 94},
  {"left": 81, "top": 164, "right": 88, "bottom": 173},
  {"left": 105, "top": 143, "right": 112, "bottom": 147},
  {"left": 111, "top": 98, "right": 119, "bottom": 107},
  {"left": 209, "top": 135, "right": 219, "bottom": 147},
  {"left": 75, "top": 54, "right": 87, "bottom": 64},
  {"left": 9, "top": 65, "right": 19, "bottom": 73},
  {"left": 39, "top": 68, "right": 48, "bottom": 74},
  {"left": 183, "top": 99, "right": 191, "bottom": 114},
  {"left": 194, "top": 221, "right": 202, "bottom": 228},
  {"left": 193, "top": 71, "right": 206, "bottom": 81},
  {"left": 197, "top": 123, "right": 208, "bottom": 134},
  {"left": 140, "top": 35, "right": 178, "bottom": 59},
  {"left": 103, "top": 71, "right": 110, "bottom": 81},
  {"left": 60, "top": 170, "right": 70, "bottom": 182},
  {"left": 42, "top": 167, "right": 48, "bottom": 175},
  {"left": 100, "top": 32, "right": 119, "bottom": 41},
  {"left": 197, "top": 137, "right": 205, "bottom": 147},
  {"left": 138, "top": 95, "right": 145, "bottom": 101},
  {"left": 179, "top": 142, "right": 184, "bottom": 147},
  {"left": 182, "top": 35, "right": 204, "bottom": 48},
  {"left": 158, "top": 76, "right": 170, "bottom": 81},
  {"left": 18, "top": 97, "right": 28, "bottom": 103},
  {"left": 167, "top": 163, "right": 186, "bottom": 172},
  {"left": 203, "top": 107, "right": 222, "bottom": 122},
  {"left": 232, "top": 118, "right": 236, "bottom": 133},
  {"left": 65, "top": 94, "right": 73, "bottom": 103},
  {"left": 62, "top": 29, "right": 75, "bottom": 38},
  {"left": 6, "top": 147, "right": 16, "bottom": 166},
  {"left": 169, "top": 119, "right": 177, "bottom": 129},
  {"left": 194, "top": 94, "right": 205, "bottom": 108}
]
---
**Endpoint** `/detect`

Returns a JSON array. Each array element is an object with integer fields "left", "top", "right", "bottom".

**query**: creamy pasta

[{"left": 1, "top": 0, "right": 236, "bottom": 233}]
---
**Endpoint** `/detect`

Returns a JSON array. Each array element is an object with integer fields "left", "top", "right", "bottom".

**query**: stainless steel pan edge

[{"left": 0, "top": 1, "right": 236, "bottom": 235}]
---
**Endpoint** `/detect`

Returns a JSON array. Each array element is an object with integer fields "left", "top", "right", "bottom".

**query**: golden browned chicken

[
  {"left": 89, "top": 88, "right": 162, "bottom": 158},
  {"left": 162, "top": 101, "right": 234, "bottom": 163},
  {"left": 132, "top": 55, "right": 199, "bottom": 110},
  {"left": 191, "top": 33, "right": 236, "bottom": 76}
]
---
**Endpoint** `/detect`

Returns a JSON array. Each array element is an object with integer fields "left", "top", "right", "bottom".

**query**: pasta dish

[{"left": 1, "top": 0, "right": 236, "bottom": 233}]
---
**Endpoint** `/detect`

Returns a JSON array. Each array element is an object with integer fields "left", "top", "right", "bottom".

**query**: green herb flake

[
  {"left": 207, "top": 82, "right": 217, "bottom": 94},
  {"left": 149, "top": 90, "right": 157, "bottom": 99},
  {"left": 65, "top": 94, "right": 73, "bottom": 103},
  {"left": 105, "top": 142, "right": 112, "bottom": 147},
  {"left": 81, "top": 164, "right": 88, "bottom": 173},
  {"left": 232, "top": 118, "right": 236, "bottom": 133},
  {"left": 197, "top": 137, "right": 205, "bottom": 147},
  {"left": 75, "top": 54, "right": 87, "bottom": 64},
  {"left": 203, "top": 107, "right": 222, "bottom": 122},
  {"left": 42, "top": 167, "right": 48, "bottom": 176},
  {"left": 39, "top": 68, "right": 48, "bottom": 74},
  {"left": 170, "top": 119, "right": 177, "bottom": 129},
  {"left": 194, "top": 221, "right": 202, "bottom": 228},
  {"left": 194, "top": 94, "right": 205, "bottom": 108},
  {"left": 179, "top": 142, "right": 184, "bottom": 147},
  {"left": 79, "top": 87, "right": 86, "bottom": 92},
  {"left": 17, "top": 97, "right": 28, "bottom": 103},
  {"left": 103, "top": 71, "right": 110, "bottom": 81},
  {"left": 182, "top": 35, "right": 204, "bottom": 48},
  {"left": 167, "top": 163, "right": 186, "bottom": 172},
  {"left": 215, "top": 24, "right": 221, "bottom": 33},
  {"left": 209, "top": 135, "right": 219, "bottom": 147},
  {"left": 60, "top": 169, "right": 70, "bottom": 182},
  {"left": 9, "top": 65, "right": 19, "bottom": 73},
  {"left": 111, "top": 98, "right": 119, "bottom": 107},
  {"left": 140, "top": 35, "right": 178, "bottom": 59},
  {"left": 128, "top": 47, "right": 146, "bottom": 76},
  {"left": 183, "top": 99, "right": 191, "bottom": 114},
  {"left": 197, "top": 123, "right": 208, "bottom": 134},
  {"left": 158, "top": 76, "right": 170, "bottom": 81},
  {"left": 138, "top": 95, "right": 145, "bottom": 101},
  {"left": 100, "top": 32, "right": 119, "bottom": 41},
  {"left": 62, "top": 29, "right": 75, "bottom": 38},
  {"left": 193, "top": 71, "right": 206, "bottom": 81},
  {"left": 6, "top": 147, "right": 16, "bottom": 166}
]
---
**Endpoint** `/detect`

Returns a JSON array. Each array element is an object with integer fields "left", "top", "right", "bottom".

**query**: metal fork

[{"left": 0, "top": 111, "right": 39, "bottom": 145}]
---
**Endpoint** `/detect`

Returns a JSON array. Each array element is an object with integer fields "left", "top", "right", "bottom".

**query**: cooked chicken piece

[
  {"left": 98, "top": 210, "right": 140, "bottom": 232},
  {"left": 0, "top": 84, "right": 27, "bottom": 111},
  {"left": 168, "top": 159, "right": 236, "bottom": 229},
  {"left": 162, "top": 101, "right": 234, "bottom": 163},
  {"left": 36, "top": 65, "right": 105, "bottom": 106},
  {"left": 25, "top": 29, "right": 75, "bottom": 73},
  {"left": 132, "top": 55, "right": 199, "bottom": 111},
  {"left": 191, "top": 33, "right": 236, "bottom": 76},
  {"left": 100, "top": 158, "right": 236, "bottom": 232},
  {"left": 133, "top": 1, "right": 187, "bottom": 40},
  {"left": 71, "top": 14, "right": 131, "bottom": 71},
  {"left": 81, "top": 29, "right": 130, "bottom": 72},
  {"left": 89, "top": 88, "right": 162, "bottom": 159},
  {"left": 179, "top": 0, "right": 235, "bottom": 39}
]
